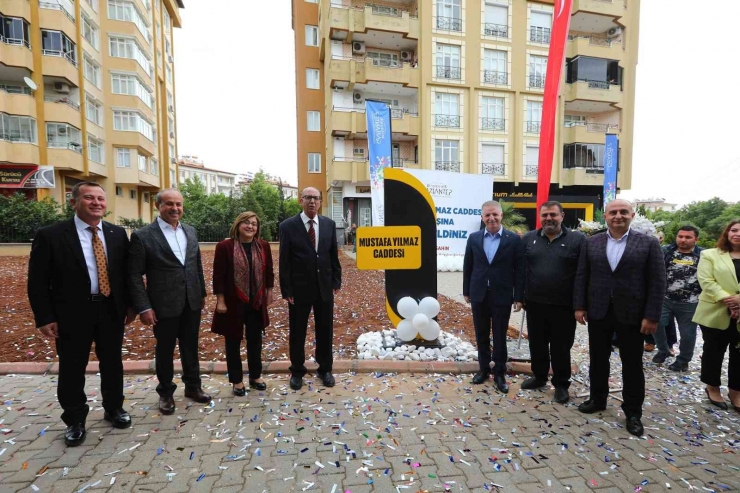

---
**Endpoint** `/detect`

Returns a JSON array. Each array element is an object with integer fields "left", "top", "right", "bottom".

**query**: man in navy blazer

[{"left": 463, "top": 200, "right": 524, "bottom": 393}]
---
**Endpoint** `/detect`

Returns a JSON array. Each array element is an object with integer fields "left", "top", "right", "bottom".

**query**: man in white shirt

[{"left": 129, "top": 189, "right": 211, "bottom": 415}]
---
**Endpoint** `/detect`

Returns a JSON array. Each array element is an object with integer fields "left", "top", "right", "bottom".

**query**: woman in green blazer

[{"left": 693, "top": 220, "right": 740, "bottom": 411}]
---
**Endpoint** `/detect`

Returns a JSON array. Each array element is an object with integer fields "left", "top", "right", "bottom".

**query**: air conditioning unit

[
  {"left": 170, "top": 157, "right": 176, "bottom": 164},
  {"left": 168, "top": 54, "right": 173, "bottom": 63},
  {"left": 169, "top": 131, "right": 175, "bottom": 138},
  {"left": 168, "top": 104, "right": 174, "bottom": 112},
  {"left": 400, "top": 50, "right": 413, "bottom": 62},
  {"left": 607, "top": 26, "right": 622, "bottom": 38},
  {"left": 58, "top": 126, "right": 68, "bottom": 135},
  {"left": 352, "top": 41, "right": 365, "bottom": 55},
  {"left": 53, "top": 82, "right": 71, "bottom": 94},
  {"left": 353, "top": 92, "right": 364, "bottom": 103}
]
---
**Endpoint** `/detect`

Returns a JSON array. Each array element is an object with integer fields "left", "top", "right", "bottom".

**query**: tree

[
  {"left": 0, "top": 193, "right": 64, "bottom": 242},
  {"left": 246, "top": 171, "right": 282, "bottom": 240},
  {"left": 500, "top": 200, "right": 528, "bottom": 235},
  {"left": 284, "top": 198, "right": 302, "bottom": 218}
]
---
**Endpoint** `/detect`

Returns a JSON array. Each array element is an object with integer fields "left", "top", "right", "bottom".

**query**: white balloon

[
  {"left": 397, "top": 297, "right": 419, "bottom": 319},
  {"left": 412, "top": 313, "right": 429, "bottom": 331},
  {"left": 420, "top": 320, "right": 441, "bottom": 341},
  {"left": 419, "top": 297, "right": 440, "bottom": 319},
  {"left": 396, "top": 319, "right": 416, "bottom": 341}
]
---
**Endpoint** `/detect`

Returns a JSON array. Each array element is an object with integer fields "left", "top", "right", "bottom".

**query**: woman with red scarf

[{"left": 212, "top": 211, "right": 274, "bottom": 395}]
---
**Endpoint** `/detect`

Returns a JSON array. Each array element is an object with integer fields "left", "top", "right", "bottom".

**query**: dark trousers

[
  {"left": 525, "top": 300, "right": 577, "bottom": 389},
  {"left": 153, "top": 307, "right": 202, "bottom": 397},
  {"left": 289, "top": 292, "right": 334, "bottom": 377},
  {"left": 56, "top": 298, "right": 123, "bottom": 426},
  {"left": 471, "top": 291, "right": 510, "bottom": 376},
  {"left": 588, "top": 306, "right": 645, "bottom": 418},
  {"left": 700, "top": 323, "right": 740, "bottom": 390},
  {"left": 224, "top": 305, "right": 263, "bottom": 383}
]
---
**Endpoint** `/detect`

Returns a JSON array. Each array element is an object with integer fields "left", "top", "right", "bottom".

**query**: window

[
  {"left": 46, "top": 123, "right": 81, "bottom": 151},
  {"left": 307, "top": 111, "right": 320, "bottom": 131},
  {"left": 165, "top": 37, "right": 170, "bottom": 56},
  {"left": 113, "top": 110, "right": 154, "bottom": 141},
  {"left": 111, "top": 73, "right": 154, "bottom": 108},
  {"left": 41, "top": 30, "right": 77, "bottom": 65},
  {"left": 306, "top": 68, "right": 320, "bottom": 89},
  {"left": 367, "top": 51, "right": 398, "bottom": 68},
  {"left": 1, "top": 15, "right": 31, "bottom": 47},
  {"left": 530, "top": 11, "right": 552, "bottom": 44},
  {"left": 483, "top": 49, "right": 507, "bottom": 84},
  {"left": 353, "top": 147, "right": 365, "bottom": 160},
  {"left": 83, "top": 54, "right": 101, "bottom": 87},
  {"left": 484, "top": 3, "right": 508, "bottom": 37},
  {"left": 81, "top": 14, "right": 99, "bottom": 50},
  {"left": 109, "top": 36, "right": 151, "bottom": 77},
  {"left": 306, "top": 0, "right": 318, "bottom": 3},
  {"left": 566, "top": 56, "right": 622, "bottom": 86},
  {"left": 435, "top": 44, "right": 461, "bottom": 79},
  {"left": 143, "top": 191, "right": 150, "bottom": 203},
  {"left": 434, "top": 93, "right": 459, "bottom": 128},
  {"left": 564, "top": 114, "right": 586, "bottom": 127},
  {"left": 85, "top": 0, "right": 99, "bottom": 12},
  {"left": 305, "top": 25, "right": 319, "bottom": 47},
  {"left": 481, "top": 144, "right": 505, "bottom": 175},
  {"left": 85, "top": 94, "right": 102, "bottom": 125},
  {"left": 308, "top": 153, "right": 321, "bottom": 173},
  {"left": 150, "top": 157, "right": 158, "bottom": 176},
  {"left": 0, "top": 114, "right": 37, "bottom": 143},
  {"left": 165, "top": 64, "right": 172, "bottom": 83},
  {"left": 163, "top": 8, "right": 170, "bottom": 34},
  {"left": 170, "top": 169, "right": 176, "bottom": 187},
  {"left": 434, "top": 140, "right": 459, "bottom": 171},
  {"left": 109, "top": 0, "right": 150, "bottom": 40},
  {"left": 116, "top": 147, "right": 131, "bottom": 167},
  {"left": 169, "top": 143, "right": 175, "bottom": 160},
  {"left": 130, "top": 190, "right": 137, "bottom": 200},
  {"left": 436, "top": 0, "right": 461, "bottom": 31},
  {"left": 526, "top": 100, "right": 543, "bottom": 133},
  {"left": 563, "top": 143, "right": 606, "bottom": 170},
  {"left": 88, "top": 135, "right": 104, "bottom": 163},
  {"left": 116, "top": 186, "right": 123, "bottom": 196},
  {"left": 138, "top": 154, "right": 147, "bottom": 171},
  {"left": 330, "top": 188, "right": 343, "bottom": 223},
  {"left": 529, "top": 55, "right": 547, "bottom": 88},
  {"left": 480, "top": 96, "right": 504, "bottom": 130},
  {"left": 525, "top": 146, "right": 539, "bottom": 176},
  {"left": 167, "top": 90, "right": 173, "bottom": 108}
]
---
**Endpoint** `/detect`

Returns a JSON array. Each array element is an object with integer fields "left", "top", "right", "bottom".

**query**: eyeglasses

[
  {"left": 302, "top": 195, "right": 321, "bottom": 202},
  {"left": 243, "top": 221, "right": 259, "bottom": 227}
]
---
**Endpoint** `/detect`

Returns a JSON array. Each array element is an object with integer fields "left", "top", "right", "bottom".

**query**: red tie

[{"left": 308, "top": 219, "right": 316, "bottom": 251}]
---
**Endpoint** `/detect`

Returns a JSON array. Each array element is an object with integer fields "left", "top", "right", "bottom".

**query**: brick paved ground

[{"left": 1, "top": 353, "right": 739, "bottom": 493}]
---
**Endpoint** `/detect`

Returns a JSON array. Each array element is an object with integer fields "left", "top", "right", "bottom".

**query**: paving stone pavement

[{"left": 1, "top": 361, "right": 740, "bottom": 493}]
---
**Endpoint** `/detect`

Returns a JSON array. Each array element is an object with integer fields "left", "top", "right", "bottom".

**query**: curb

[{"left": 0, "top": 359, "right": 541, "bottom": 376}]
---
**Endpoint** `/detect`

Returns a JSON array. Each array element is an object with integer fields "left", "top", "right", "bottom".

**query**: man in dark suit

[
  {"left": 574, "top": 199, "right": 666, "bottom": 436},
  {"left": 128, "top": 188, "right": 211, "bottom": 414},
  {"left": 28, "top": 182, "right": 134, "bottom": 446},
  {"left": 279, "top": 187, "right": 342, "bottom": 390},
  {"left": 463, "top": 200, "right": 524, "bottom": 393}
]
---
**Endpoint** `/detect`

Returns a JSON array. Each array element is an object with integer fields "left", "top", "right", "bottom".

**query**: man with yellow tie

[{"left": 28, "top": 182, "right": 135, "bottom": 446}]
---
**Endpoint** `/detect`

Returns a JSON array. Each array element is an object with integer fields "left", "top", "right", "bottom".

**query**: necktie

[
  {"left": 87, "top": 226, "right": 110, "bottom": 297},
  {"left": 308, "top": 219, "right": 316, "bottom": 251}
]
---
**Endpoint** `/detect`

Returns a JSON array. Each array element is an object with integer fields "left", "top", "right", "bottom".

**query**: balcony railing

[
  {"left": 434, "top": 162, "right": 461, "bottom": 172},
  {"left": 436, "top": 16, "right": 462, "bottom": 31},
  {"left": 392, "top": 159, "right": 417, "bottom": 167},
  {"left": 480, "top": 118, "right": 505, "bottom": 131},
  {"left": 332, "top": 106, "right": 418, "bottom": 119},
  {"left": 48, "top": 141, "right": 82, "bottom": 153},
  {"left": 482, "top": 70, "right": 507, "bottom": 85},
  {"left": 564, "top": 121, "right": 619, "bottom": 132},
  {"left": 0, "top": 35, "right": 31, "bottom": 49},
  {"left": 530, "top": 26, "right": 550, "bottom": 44},
  {"left": 44, "top": 95, "right": 80, "bottom": 110},
  {"left": 526, "top": 121, "right": 542, "bottom": 133},
  {"left": 483, "top": 23, "right": 508, "bottom": 38},
  {"left": 564, "top": 162, "right": 605, "bottom": 173},
  {"left": 39, "top": 1, "right": 76, "bottom": 23},
  {"left": 529, "top": 74, "right": 546, "bottom": 88},
  {"left": 434, "top": 114, "right": 460, "bottom": 128},
  {"left": 567, "top": 34, "right": 616, "bottom": 47},
  {"left": 435, "top": 65, "right": 462, "bottom": 80},
  {"left": 524, "top": 165, "right": 538, "bottom": 177},
  {"left": 482, "top": 163, "right": 505, "bottom": 175},
  {"left": 42, "top": 49, "right": 78, "bottom": 67},
  {"left": 0, "top": 84, "right": 33, "bottom": 95},
  {"left": 368, "top": 4, "right": 403, "bottom": 17}
]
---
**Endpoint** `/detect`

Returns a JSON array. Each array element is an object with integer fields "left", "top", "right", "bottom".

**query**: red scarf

[{"left": 233, "top": 239, "right": 265, "bottom": 310}]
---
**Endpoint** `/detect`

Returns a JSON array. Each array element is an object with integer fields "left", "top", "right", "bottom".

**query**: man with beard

[{"left": 520, "top": 201, "right": 586, "bottom": 403}]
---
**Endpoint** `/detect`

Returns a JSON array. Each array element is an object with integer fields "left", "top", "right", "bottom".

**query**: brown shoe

[
  {"left": 184, "top": 389, "right": 212, "bottom": 403},
  {"left": 644, "top": 343, "right": 655, "bottom": 352},
  {"left": 159, "top": 395, "right": 175, "bottom": 415}
]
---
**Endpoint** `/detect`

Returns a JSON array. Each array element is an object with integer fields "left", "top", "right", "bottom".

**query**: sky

[{"left": 174, "top": 1, "right": 740, "bottom": 205}]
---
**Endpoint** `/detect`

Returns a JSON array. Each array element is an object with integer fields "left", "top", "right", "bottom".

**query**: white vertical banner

[{"left": 365, "top": 101, "right": 392, "bottom": 226}]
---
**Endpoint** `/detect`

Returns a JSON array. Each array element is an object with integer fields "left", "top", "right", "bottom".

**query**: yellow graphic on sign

[{"left": 356, "top": 226, "right": 422, "bottom": 270}]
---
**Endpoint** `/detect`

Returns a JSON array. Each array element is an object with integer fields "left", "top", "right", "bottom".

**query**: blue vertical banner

[
  {"left": 366, "top": 100, "right": 393, "bottom": 226},
  {"left": 603, "top": 133, "right": 619, "bottom": 208}
]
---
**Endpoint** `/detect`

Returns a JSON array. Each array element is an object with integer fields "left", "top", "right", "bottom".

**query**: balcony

[
  {"left": 483, "top": 23, "right": 508, "bottom": 39},
  {"left": 434, "top": 162, "right": 460, "bottom": 173},
  {"left": 434, "top": 65, "right": 462, "bottom": 81},
  {"left": 524, "top": 165, "right": 539, "bottom": 178},
  {"left": 529, "top": 26, "right": 551, "bottom": 44},
  {"left": 561, "top": 166, "right": 605, "bottom": 186},
  {"left": 328, "top": 58, "right": 419, "bottom": 88},
  {"left": 331, "top": 107, "right": 419, "bottom": 137},
  {"left": 0, "top": 39, "right": 34, "bottom": 71},
  {"left": 563, "top": 122, "right": 619, "bottom": 144},
  {"left": 528, "top": 74, "right": 546, "bottom": 89},
  {"left": 47, "top": 144, "right": 84, "bottom": 172},
  {"left": 525, "top": 121, "right": 541, "bottom": 134},
  {"left": 330, "top": 157, "right": 368, "bottom": 183},
  {"left": 435, "top": 16, "right": 462, "bottom": 32},
  {"left": 328, "top": 5, "right": 420, "bottom": 40},
  {"left": 433, "top": 114, "right": 460, "bottom": 129},
  {"left": 572, "top": 0, "right": 625, "bottom": 19},
  {"left": 44, "top": 97, "right": 81, "bottom": 127},
  {"left": 42, "top": 53, "right": 79, "bottom": 84},
  {"left": 111, "top": 130, "right": 156, "bottom": 156},
  {"left": 0, "top": 141, "right": 40, "bottom": 165},
  {"left": 564, "top": 79, "right": 623, "bottom": 106},
  {"left": 482, "top": 163, "right": 506, "bottom": 176},
  {"left": 39, "top": 2, "right": 77, "bottom": 41},
  {"left": 567, "top": 34, "right": 624, "bottom": 61},
  {"left": 482, "top": 70, "right": 507, "bottom": 85},
  {"left": 480, "top": 118, "right": 505, "bottom": 131},
  {"left": 0, "top": 87, "right": 36, "bottom": 118}
]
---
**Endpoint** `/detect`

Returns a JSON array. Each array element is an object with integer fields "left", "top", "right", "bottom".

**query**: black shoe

[
  {"left": 290, "top": 376, "right": 303, "bottom": 390},
  {"left": 249, "top": 379, "right": 267, "bottom": 391},
  {"left": 233, "top": 384, "right": 247, "bottom": 397},
  {"left": 316, "top": 372, "right": 335, "bottom": 387},
  {"left": 520, "top": 377, "right": 547, "bottom": 390},
  {"left": 493, "top": 375, "right": 509, "bottom": 394},
  {"left": 705, "top": 388, "right": 728, "bottom": 410},
  {"left": 184, "top": 389, "right": 212, "bottom": 403},
  {"left": 626, "top": 416, "right": 644, "bottom": 437},
  {"left": 553, "top": 387, "right": 569, "bottom": 404},
  {"left": 64, "top": 423, "right": 86, "bottom": 446},
  {"left": 577, "top": 399, "right": 607, "bottom": 414},
  {"left": 471, "top": 372, "right": 489, "bottom": 385},
  {"left": 159, "top": 395, "right": 175, "bottom": 415},
  {"left": 668, "top": 361, "right": 689, "bottom": 372},
  {"left": 652, "top": 351, "right": 669, "bottom": 364},
  {"left": 103, "top": 409, "right": 132, "bottom": 429}
]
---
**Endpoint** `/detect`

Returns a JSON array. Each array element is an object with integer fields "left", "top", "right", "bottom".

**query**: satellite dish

[{"left": 23, "top": 77, "right": 37, "bottom": 91}]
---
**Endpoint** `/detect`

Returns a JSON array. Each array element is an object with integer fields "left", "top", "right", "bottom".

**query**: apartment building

[
  {"left": 0, "top": 0, "right": 183, "bottom": 223},
  {"left": 178, "top": 155, "right": 237, "bottom": 196},
  {"left": 292, "top": 0, "right": 639, "bottom": 229}
]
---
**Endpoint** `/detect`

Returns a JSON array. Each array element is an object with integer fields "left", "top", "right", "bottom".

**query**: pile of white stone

[{"left": 356, "top": 329, "right": 478, "bottom": 362}]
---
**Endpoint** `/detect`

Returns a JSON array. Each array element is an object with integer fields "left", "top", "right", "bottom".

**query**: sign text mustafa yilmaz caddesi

[{"left": 356, "top": 226, "right": 422, "bottom": 269}]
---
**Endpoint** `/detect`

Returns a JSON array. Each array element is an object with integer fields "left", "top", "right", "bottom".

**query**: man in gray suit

[{"left": 129, "top": 188, "right": 211, "bottom": 414}]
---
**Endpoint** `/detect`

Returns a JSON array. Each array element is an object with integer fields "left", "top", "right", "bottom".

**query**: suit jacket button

[{"left": 317, "top": 269, "right": 321, "bottom": 273}]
